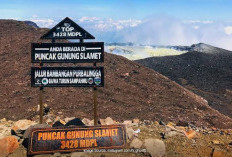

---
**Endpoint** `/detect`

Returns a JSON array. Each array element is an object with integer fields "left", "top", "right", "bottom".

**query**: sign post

[
  {"left": 29, "top": 17, "right": 125, "bottom": 155},
  {"left": 39, "top": 86, "right": 43, "bottom": 124},
  {"left": 31, "top": 17, "right": 104, "bottom": 123},
  {"left": 93, "top": 86, "right": 98, "bottom": 125}
]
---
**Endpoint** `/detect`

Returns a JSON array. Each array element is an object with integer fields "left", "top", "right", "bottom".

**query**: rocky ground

[{"left": 0, "top": 108, "right": 231, "bottom": 157}]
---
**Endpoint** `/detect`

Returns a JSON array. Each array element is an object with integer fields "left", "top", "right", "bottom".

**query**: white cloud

[
  {"left": 78, "top": 16, "right": 99, "bottom": 22},
  {"left": 78, "top": 17, "right": 142, "bottom": 31},
  {"left": 27, "top": 15, "right": 232, "bottom": 51},
  {"left": 30, "top": 18, "right": 55, "bottom": 28},
  {"left": 224, "top": 26, "right": 232, "bottom": 35},
  {"left": 184, "top": 20, "right": 214, "bottom": 24},
  {"left": 193, "top": 25, "right": 199, "bottom": 29}
]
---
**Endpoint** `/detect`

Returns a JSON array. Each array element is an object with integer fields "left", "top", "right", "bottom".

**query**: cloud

[
  {"left": 28, "top": 15, "right": 232, "bottom": 51},
  {"left": 78, "top": 16, "right": 99, "bottom": 22},
  {"left": 224, "top": 26, "right": 232, "bottom": 35},
  {"left": 184, "top": 20, "right": 214, "bottom": 24},
  {"left": 90, "top": 16, "right": 232, "bottom": 50},
  {"left": 78, "top": 17, "right": 142, "bottom": 31},
  {"left": 30, "top": 17, "right": 55, "bottom": 28}
]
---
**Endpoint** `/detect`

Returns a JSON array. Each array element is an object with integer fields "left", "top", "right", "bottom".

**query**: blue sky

[
  {"left": 1, "top": 0, "right": 232, "bottom": 50},
  {"left": 1, "top": 0, "right": 232, "bottom": 20}
]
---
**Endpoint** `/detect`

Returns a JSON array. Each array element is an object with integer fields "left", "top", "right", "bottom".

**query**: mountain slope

[
  {"left": 0, "top": 20, "right": 232, "bottom": 128},
  {"left": 136, "top": 43, "right": 232, "bottom": 118}
]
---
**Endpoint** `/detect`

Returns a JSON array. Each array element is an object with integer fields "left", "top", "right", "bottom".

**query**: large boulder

[
  {"left": 65, "top": 118, "right": 85, "bottom": 127},
  {"left": 144, "top": 138, "right": 166, "bottom": 157},
  {"left": 11, "top": 119, "right": 37, "bottom": 137},
  {"left": 0, "top": 136, "right": 19, "bottom": 156},
  {"left": 22, "top": 123, "right": 51, "bottom": 149}
]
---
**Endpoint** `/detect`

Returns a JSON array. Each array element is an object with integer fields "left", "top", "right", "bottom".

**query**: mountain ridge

[{"left": 136, "top": 44, "right": 232, "bottom": 118}]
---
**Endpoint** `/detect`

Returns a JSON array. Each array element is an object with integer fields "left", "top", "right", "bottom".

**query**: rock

[
  {"left": 212, "top": 140, "right": 223, "bottom": 145},
  {"left": 132, "top": 118, "right": 140, "bottom": 124},
  {"left": 22, "top": 123, "right": 51, "bottom": 149},
  {"left": 167, "top": 122, "right": 175, "bottom": 127},
  {"left": 11, "top": 119, "right": 37, "bottom": 137},
  {"left": 53, "top": 121, "right": 65, "bottom": 127},
  {"left": 88, "top": 120, "right": 94, "bottom": 126},
  {"left": 43, "top": 104, "right": 50, "bottom": 115},
  {"left": 23, "top": 124, "right": 51, "bottom": 139},
  {"left": 143, "top": 120, "right": 152, "bottom": 125},
  {"left": 144, "top": 138, "right": 166, "bottom": 157},
  {"left": 100, "top": 117, "right": 114, "bottom": 125},
  {"left": 12, "top": 119, "right": 37, "bottom": 131},
  {"left": 71, "top": 152, "right": 88, "bottom": 157},
  {"left": 46, "top": 118, "right": 53, "bottom": 125},
  {"left": 37, "top": 104, "right": 50, "bottom": 114},
  {"left": 104, "top": 117, "right": 114, "bottom": 125},
  {"left": 0, "top": 118, "right": 7, "bottom": 123},
  {"left": 0, "top": 124, "right": 11, "bottom": 139},
  {"left": 65, "top": 118, "right": 85, "bottom": 127},
  {"left": 0, "top": 136, "right": 19, "bottom": 156},
  {"left": 154, "top": 121, "right": 159, "bottom": 125},
  {"left": 123, "top": 120, "right": 138, "bottom": 127},
  {"left": 165, "top": 131, "right": 178, "bottom": 138},
  {"left": 54, "top": 152, "right": 61, "bottom": 157},
  {"left": 212, "top": 127, "right": 217, "bottom": 131},
  {"left": 60, "top": 120, "right": 66, "bottom": 125},
  {"left": 55, "top": 116, "right": 61, "bottom": 122},
  {"left": 184, "top": 130, "right": 196, "bottom": 139},
  {"left": 126, "top": 127, "right": 135, "bottom": 140},
  {"left": 159, "top": 121, "right": 166, "bottom": 126},
  {"left": 130, "top": 138, "right": 143, "bottom": 148},
  {"left": 123, "top": 120, "right": 132, "bottom": 126},
  {"left": 65, "top": 117, "right": 75, "bottom": 123},
  {"left": 82, "top": 118, "right": 91, "bottom": 126},
  {"left": 212, "top": 148, "right": 226, "bottom": 157},
  {"left": 99, "top": 119, "right": 106, "bottom": 125}
]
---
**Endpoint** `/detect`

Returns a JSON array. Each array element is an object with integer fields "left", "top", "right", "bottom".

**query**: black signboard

[
  {"left": 31, "top": 67, "right": 104, "bottom": 87},
  {"left": 41, "top": 17, "right": 95, "bottom": 39},
  {"left": 28, "top": 125, "right": 126, "bottom": 155},
  {"left": 31, "top": 42, "right": 104, "bottom": 63}
]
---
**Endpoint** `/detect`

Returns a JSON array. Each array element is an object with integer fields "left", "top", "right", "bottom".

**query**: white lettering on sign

[
  {"left": 39, "top": 70, "right": 102, "bottom": 78},
  {"left": 53, "top": 23, "right": 83, "bottom": 37},
  {"left": 34, "top": 52, "right": 101, "bottom": 61},
  {"left": 61, "top": 27, "right": 74, "bottom": 32}
]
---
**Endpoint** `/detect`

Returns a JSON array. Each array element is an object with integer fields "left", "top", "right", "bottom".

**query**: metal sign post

[
  {"left": 93, "top": 62, "right": 98, "bottom": 125},
  {"left": 39, "top": 86, "right": 43, "bottom": 124},
  {"left": 93, "top": 86, "right": 98, "bottom": 125}
]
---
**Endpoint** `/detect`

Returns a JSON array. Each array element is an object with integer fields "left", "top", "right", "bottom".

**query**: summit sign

[
  {"left": 32, "top": 42, "right": 104, "bottom": 63},
  {"left": 41, "top": 17, "right": 95, "bottom": 39}
]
